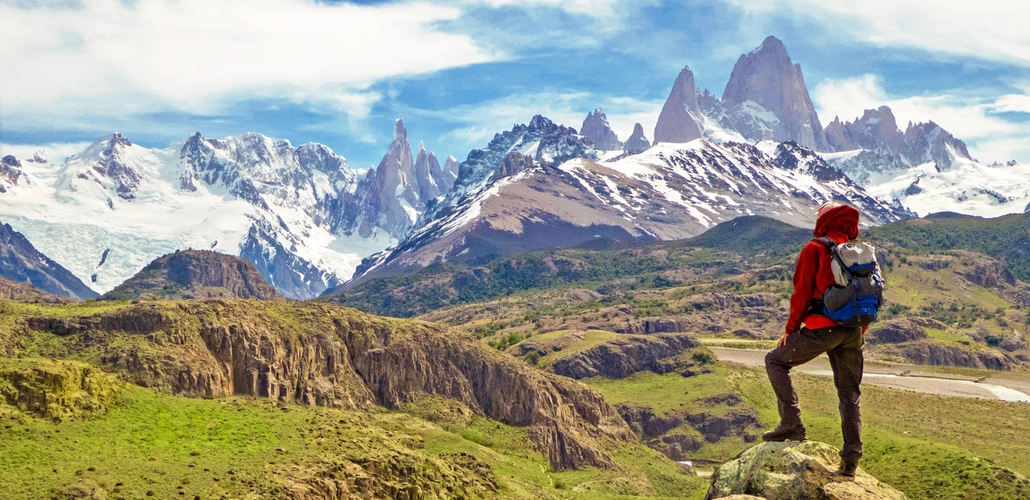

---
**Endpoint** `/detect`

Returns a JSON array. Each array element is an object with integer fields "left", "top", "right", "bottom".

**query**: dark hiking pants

[{"left": 765, "top": 325, "right": 864, "bottom": 462}]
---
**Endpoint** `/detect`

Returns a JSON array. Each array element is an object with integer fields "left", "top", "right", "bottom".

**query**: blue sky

[{"left": 1, "top": 0, "right": 1028, "bottom": 169}]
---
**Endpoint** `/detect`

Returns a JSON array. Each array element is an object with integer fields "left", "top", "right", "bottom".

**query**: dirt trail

[{"left": 709, "top": 347, "right": 1030, "bottom": 403}]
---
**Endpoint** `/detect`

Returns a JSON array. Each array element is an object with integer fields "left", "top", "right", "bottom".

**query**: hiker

[{"left": 762, "top": 201, "right": 869, "bottom": 478}]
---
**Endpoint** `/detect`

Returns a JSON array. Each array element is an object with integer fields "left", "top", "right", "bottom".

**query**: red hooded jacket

[{"left": 784, "top": 205, "right": 861, "bottom": 335}]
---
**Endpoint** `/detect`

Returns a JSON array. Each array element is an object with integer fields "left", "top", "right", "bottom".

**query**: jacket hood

[{"left": 813, "top": 204, "right": 860, "bottom": 240}]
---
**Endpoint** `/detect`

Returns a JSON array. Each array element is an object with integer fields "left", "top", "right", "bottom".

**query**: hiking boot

[
  {"left": 761, "top": 423, "right": 806, "bottom": 442},
  {"left": 839, "top": 458, "right": 859, "bottom": 478}
]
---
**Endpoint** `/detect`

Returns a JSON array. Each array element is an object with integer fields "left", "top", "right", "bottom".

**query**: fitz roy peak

[
  {"left": 0, "top": 124, "right": 451, "bottom": 299},
  {"left": 3, "top": 34, "right": 1015, "bottom": 298},
  {"left": 719, "top": 36, "right": 828, "bottom": 150}
]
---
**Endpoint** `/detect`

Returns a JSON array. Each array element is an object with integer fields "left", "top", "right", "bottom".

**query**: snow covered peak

[{"left": 412, "top": 115, "right": 596, "bottom": 233}]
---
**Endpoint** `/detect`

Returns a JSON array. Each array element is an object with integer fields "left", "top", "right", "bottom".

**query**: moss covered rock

[{"left": 0, "top": 358, "right": 119, "bottom": 420}]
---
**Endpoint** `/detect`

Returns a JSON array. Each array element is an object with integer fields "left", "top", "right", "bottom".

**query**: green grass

[
  {"left": 2, "top": 385, "right": 348, "bottom": 499},
  {"left": 925, "top": 328, "right": 975, "bottom": 346},
  {"left": 585, "top": 367, "right": 737, "bottom": 416}
]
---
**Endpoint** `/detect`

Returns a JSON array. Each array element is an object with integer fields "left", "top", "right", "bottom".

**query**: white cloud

[
  {"left": 0, "top": 0, "right": 496, "bottom": 120},
  {"left": 812, "top": 74, "right": 1030, "bottom": 163},
  {"left": 719, "top": 0, "right": 1030, "bottom": 66},
  {"left": 810, "top": 75, "right": 888, "bottom": 124},
  {"left": 0, "top": 142, "right": 93, "bottom": 163},
  {"left": 991, "top": 94, "right": 1030, "bottom": 114}
]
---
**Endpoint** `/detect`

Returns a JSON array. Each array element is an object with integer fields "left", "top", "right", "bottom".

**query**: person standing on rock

[{"left": 763, "top": 201, "right": 865, "bottom": 478}]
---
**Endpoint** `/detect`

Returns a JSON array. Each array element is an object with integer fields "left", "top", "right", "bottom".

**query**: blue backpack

[{"left": 814, "top": 237, "right": 884, "bottom": 327}]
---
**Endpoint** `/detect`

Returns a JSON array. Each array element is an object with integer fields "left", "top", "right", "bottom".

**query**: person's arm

[{"left": 779, "top": 243, "right": 818, "bottom": 346}]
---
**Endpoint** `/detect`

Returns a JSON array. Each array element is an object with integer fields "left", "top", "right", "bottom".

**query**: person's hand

[{"left": 776, "top": 333, "right": 791, "bottom": 348}]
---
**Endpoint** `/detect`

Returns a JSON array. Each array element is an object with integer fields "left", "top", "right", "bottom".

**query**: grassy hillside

[
  {"left": 0, "top": 299, "right": 708, "bottom": 499},
  {"left": 867, "top": 211, "right": 1030, "bottom": 281},
  {"left": 1, "top": 363, "right": 705, "bottom": 499}
]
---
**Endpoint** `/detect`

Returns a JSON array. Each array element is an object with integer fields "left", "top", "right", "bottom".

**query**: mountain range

[{"left": 1, "top": 35, "right": 1025, "bottom": 298}]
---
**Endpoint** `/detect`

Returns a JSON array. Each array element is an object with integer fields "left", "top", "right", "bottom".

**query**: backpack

[{"left": 814, "top": 237, "right": 884, "bottom": 327}]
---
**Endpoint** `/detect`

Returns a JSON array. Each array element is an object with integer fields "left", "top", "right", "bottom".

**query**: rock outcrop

[
  {"left": 0, "top": 276, "right": 70, "bottom": 304},
  {"left": 655, "top": 66, "right": 704, "bottom": 144},
  {"left": 19, "top": 300, "right": 635, "bottom": 471},
  {"left": 867, "top": 318, "right": 933, "bottom": 344},
  {"left": 720, "top": 36, "right": 828, "bottom": 151},
  {"left": 100, "top": 249, "right": 283, "bottom": 301},
  {"left": 623, "top": 123, "right": 652, "bottom": 154},
  {"left": 896, "top": 342, "right": 1014, "bottom": 370},
  {"left": 706, "top": 441, "right": 909, "bottom": 500},
  {"left": 0, "top": 222, "right": 98, "bottom": 300},
  {"left": 0, "top": 155, "right": 25, "bottom": 193},
  {"left": 0, "top": 358, "right": 119, "bottom": 420},
  {"left": 546, "top": 332, "right": 704, "bottom": 379},
  {"left": 581, "top": 109, "right": 622, "bottom": 150}
]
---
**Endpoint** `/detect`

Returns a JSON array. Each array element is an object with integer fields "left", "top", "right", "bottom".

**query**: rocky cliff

[
  {"left": 0, "top": 357, "right": 119, "bottom": 421},
  {"left": 0, "top": 222, "right": 98, "bottom": 300},
  {"left": 100, "top": 249, "right": 283, "bottom": 301},
  {"left": 16, "top": 300, "right": 635, "bottom": 471},
  {"left": 545, "top": 332, "right": 704, "bottom": 379}
]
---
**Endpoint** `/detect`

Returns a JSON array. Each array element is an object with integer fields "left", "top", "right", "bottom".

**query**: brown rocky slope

[
  {"left": 13, "top": 300, "right": 634, "bottom": 470},
  {"left": 100, "top": 249, "right": 283, "bottom": 301}
]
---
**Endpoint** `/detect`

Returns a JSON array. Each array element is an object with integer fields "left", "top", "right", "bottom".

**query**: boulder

[{"left": 706, "top": 441, "right": 909, "bottom": 500}]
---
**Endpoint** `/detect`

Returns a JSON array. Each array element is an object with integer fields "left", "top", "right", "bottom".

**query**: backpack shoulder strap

[{"left": 813, "top": 236, "right": 837, "bottom": 249}]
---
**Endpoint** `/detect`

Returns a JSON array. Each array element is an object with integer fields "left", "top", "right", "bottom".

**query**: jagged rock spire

[
  {"left": 623, "top": 123, "right": 651, "bottom": 154},
  {"left": 581, "top": 108, "right": 622, "bottom": 150},
  {"left": 654, "top": 66, "right": 704, "bottom": 144}
]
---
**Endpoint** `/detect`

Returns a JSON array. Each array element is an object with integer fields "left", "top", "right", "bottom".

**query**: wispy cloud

[
  {"left": 0, "top": 0, "right": 496, "bottom": 123},
  {"left": 718, "top": 0, "right": 1030, "bottom": 66}
]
